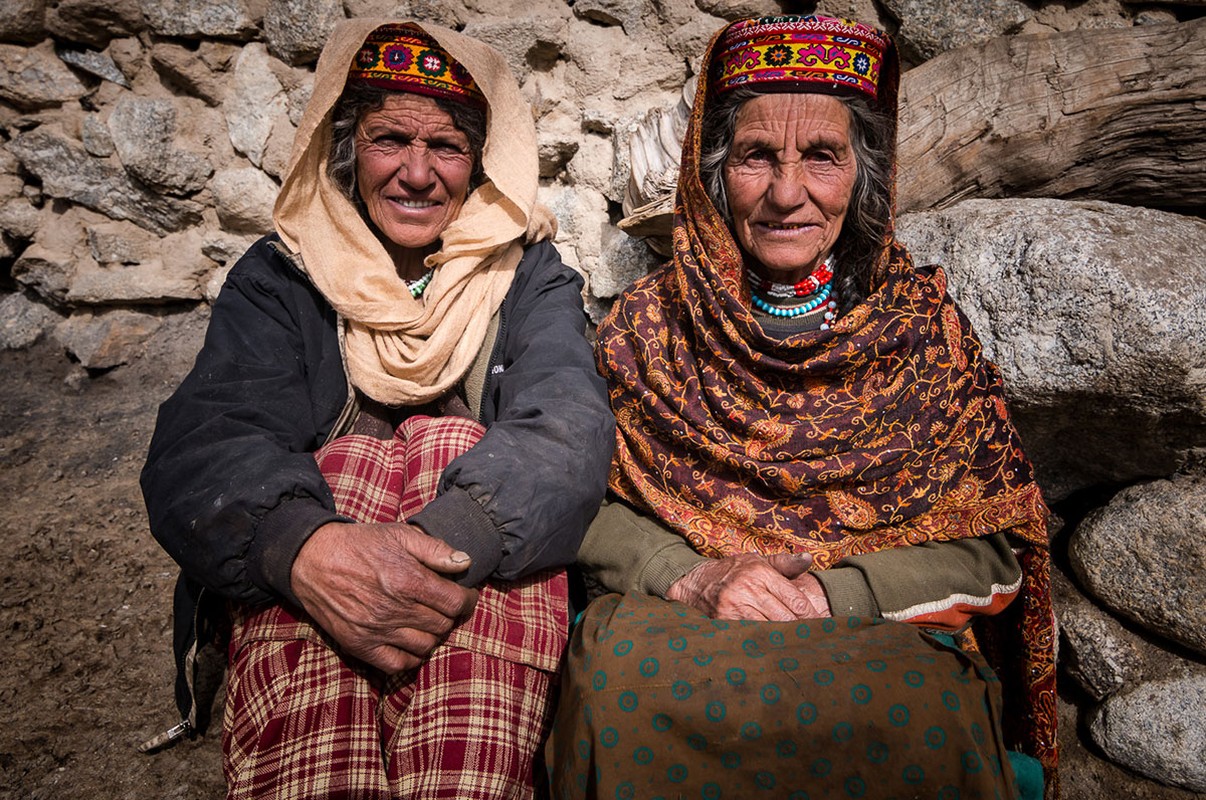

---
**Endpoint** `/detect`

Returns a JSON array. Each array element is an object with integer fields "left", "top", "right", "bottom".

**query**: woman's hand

[
  {"left": 290, "top": 521, "right": 479, "bottom": 675},
  {"left": 666, "top": 553, "right": 829, "bottom": 621},
  {"left": 789, "top": 571, "right": 832, "bottom": 618}
]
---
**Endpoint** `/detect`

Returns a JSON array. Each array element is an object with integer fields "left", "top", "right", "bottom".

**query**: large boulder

[
  {"left": 263, "top": 0, "right": 344, "bottom": 66},
  {"left": 0, "top": 41, "right": 89, "bottom": 110},
  {"left": 209, "top": 167, "right": 278, "bottom": 234},
  {"left": 1088, "top": 672, "right": 1206, "bottom": 793},
  {"left": 53, "top": 308, "right": 163, "bottom": 370},
  {"left": 107, "top": 96, "right": 213, "bottom": 195},
  {"left": 0, "top": 291, "right": 61, "bottom": 350},
  {"left": 138, "top": 0, "right": 257, "bottom": 39},
  {"left": 45, "top": 0, "right": 144, "bottom": 48},
  {"left": 0, "top": 0, "right": 46, "bottom": 44},
  {"left": 7, "top": 128, "right": 203, "bottom": 235},
  {"left": 1068, "top": 474, "right": 1206, "bottom": 656},
  {"left": 896, "top": 199, "right": 1206, "bottom": 500},
  {"left": 223, "top": 43, "right": 290, "bottom": 168},
  {"left": 879, "top": 0, "right": 1032, "bottom": 61}
]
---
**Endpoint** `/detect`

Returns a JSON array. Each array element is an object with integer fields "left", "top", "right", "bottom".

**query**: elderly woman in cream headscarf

[{"left": 142, "top": 19, "right": 613, "bottom": 798}]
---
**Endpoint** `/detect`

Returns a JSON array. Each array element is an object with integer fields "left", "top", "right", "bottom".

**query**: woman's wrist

[{"left": 665, "top": 561, "right": 707, "bottom": 604}]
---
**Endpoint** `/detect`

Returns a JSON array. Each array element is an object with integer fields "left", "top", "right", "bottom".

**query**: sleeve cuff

[
  {"left": 248, "top": 496, "right": 348, "bottom": 608},
  {"left": 409, "top": 486, "right": 503, "bottom": 587},
  {"left": 640, "top": 545, "right": 708, "bottom": 598},
  {"left": 815, "top": 566, "right": 880, "bottom": 618}
]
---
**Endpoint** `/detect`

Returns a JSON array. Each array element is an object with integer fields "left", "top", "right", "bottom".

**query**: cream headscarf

[{"left": 273, "top": 18, "right": 556, "bottom": 406}]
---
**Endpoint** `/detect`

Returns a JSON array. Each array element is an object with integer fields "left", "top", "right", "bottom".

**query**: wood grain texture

[{"left": 897, "top": 20, "right": 1206, "bottom": 213}]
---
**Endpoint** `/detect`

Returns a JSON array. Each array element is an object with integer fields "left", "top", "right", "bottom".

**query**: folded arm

[{"left": 579, "top": 497, "right": 1022, "bottom": 629}]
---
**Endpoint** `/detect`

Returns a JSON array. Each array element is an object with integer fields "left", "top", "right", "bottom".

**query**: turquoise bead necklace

[
  {"left": 750, "top": 281, "right": 832, "bottom": 317},
  {"left": 750, "top": 281, "right": 838, "bottom": 328},
  {"left": 747, "top": 256, "right": 840, "bottom": 325}
]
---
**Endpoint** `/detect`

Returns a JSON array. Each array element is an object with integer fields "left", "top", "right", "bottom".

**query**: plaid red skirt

[{"left": 222, "top": 416, "right": 569, "bottom": 800}]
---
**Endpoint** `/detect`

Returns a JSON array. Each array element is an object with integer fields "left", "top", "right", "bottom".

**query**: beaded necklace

[
  {"left": 407, "top": 267, "right": 435, "bottom": 299},
  {"left": 746, "top": 256, "right": 834, "bottom": 299},
  {"left": 750, "top": 282, "right": 837, "bottom": 322},
  {"left": 746, "top": 255, "right": 840, "bottom": 327}
]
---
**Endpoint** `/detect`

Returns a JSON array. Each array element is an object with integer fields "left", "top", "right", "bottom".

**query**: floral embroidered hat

[
  {"left": 348, "top": 22, "right": 486, "bottom": 109},
  {"left": 710, "top": 14, "right": 889, "bottom": 102}
]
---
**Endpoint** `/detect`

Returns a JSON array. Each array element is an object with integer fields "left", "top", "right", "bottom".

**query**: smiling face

[
  {"left": 723, "top": 93, "right": 858, "bottom": 285},
  {"left": 354, "top": 92, "right": 475, "bottom": 276}
]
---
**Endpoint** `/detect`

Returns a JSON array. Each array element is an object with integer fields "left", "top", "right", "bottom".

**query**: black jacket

[{"left": 140, "top": 235, "right": 613, "bottom": 741}]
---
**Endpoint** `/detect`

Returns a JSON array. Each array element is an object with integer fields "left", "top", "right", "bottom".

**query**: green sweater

[{"left": 579, "top": 498, "right": 1022, "bottom": 630}]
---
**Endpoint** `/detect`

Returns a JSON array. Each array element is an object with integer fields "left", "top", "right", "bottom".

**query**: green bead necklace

[{"left": 407, "top": 267, "right": 435, "bottom": 299}]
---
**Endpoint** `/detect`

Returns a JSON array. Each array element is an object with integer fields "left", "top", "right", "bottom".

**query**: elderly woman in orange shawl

[
  {"left": 552, "top": 14, "right": 1054, "bottom": 800},
  {"left": 142, "top": 19, "right": 612, "bottom": 799}
]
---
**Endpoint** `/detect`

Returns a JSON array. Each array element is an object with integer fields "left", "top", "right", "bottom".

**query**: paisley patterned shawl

[{"left": 595, "top": 14, "right": 1057, "bottom": 773}]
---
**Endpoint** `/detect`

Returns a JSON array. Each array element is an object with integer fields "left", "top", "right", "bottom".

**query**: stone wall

[{"left": 2, "top": 0, "right": 1204, "bottom": 795}]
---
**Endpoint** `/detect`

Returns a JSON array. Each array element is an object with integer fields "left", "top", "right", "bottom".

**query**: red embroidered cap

[
  {"left": 710, "top": 15, "right": 889, "bottom": 101},
  {"left": 349, "top": 23, "right": 485, "bottom": 109}
]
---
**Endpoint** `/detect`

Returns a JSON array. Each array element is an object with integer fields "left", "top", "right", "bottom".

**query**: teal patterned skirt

[{"left": 549, "top": 592, "right": 1018, "bottom": 800}]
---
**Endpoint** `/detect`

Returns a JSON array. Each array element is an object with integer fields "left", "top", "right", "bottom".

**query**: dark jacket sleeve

[
  {"left": 140, "top": 237, "right": 349, "bottom": 607},
  {"left": 410, "top": 240, "right": 615, "bottom": 584}
]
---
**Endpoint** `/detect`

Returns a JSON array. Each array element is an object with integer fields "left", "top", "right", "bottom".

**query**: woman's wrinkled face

[
  {"left": 723, "top": 93, "right": 857, "bottom": 284},
  {"left": 355, "top": 93, "right": 474, "bottom": 262}
]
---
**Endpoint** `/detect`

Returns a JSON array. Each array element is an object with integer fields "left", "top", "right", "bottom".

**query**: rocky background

[{"left": 1, "top": 0, "right": 1204, "bottom": 797}]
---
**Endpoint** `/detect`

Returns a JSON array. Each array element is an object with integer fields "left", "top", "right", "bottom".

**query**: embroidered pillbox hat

[
  {"left": 348, "top": 22, "right": 486, "bottom": 109},
  {"left": 710, "top": 14, "right": 889, "bottom": 101}
]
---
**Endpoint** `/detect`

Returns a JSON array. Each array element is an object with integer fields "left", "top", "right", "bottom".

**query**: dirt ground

[
  {"left": 0, "top": 307, "right": 1199, "bottom": 799},
  {"left": 0, "top": 309, "right": 224, "bottom": 800}
]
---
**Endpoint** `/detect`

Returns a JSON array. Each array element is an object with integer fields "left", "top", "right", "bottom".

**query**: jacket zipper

[{"left": 137, "top": 586, "right": 208, "bottom": 753}]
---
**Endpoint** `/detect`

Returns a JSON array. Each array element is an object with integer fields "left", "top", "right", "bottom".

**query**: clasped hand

[
  {"left": 291, "top": 521, "right": 479, "bottom": 674},
  {"left": 666, "top": 552, "right": 831, "bottom": 621}
]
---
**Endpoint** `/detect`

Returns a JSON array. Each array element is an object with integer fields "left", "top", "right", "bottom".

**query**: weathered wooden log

[{"left": 897, "top": 20, "right": 1206, "bottom": 214}]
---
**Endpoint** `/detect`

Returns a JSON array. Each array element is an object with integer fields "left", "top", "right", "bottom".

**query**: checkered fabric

[
  {"left": 223, "top": 415, "right": 569, "bottom": 799},
  {"left": 315, "top": 415, "right": 486, "bottom": 523}
]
